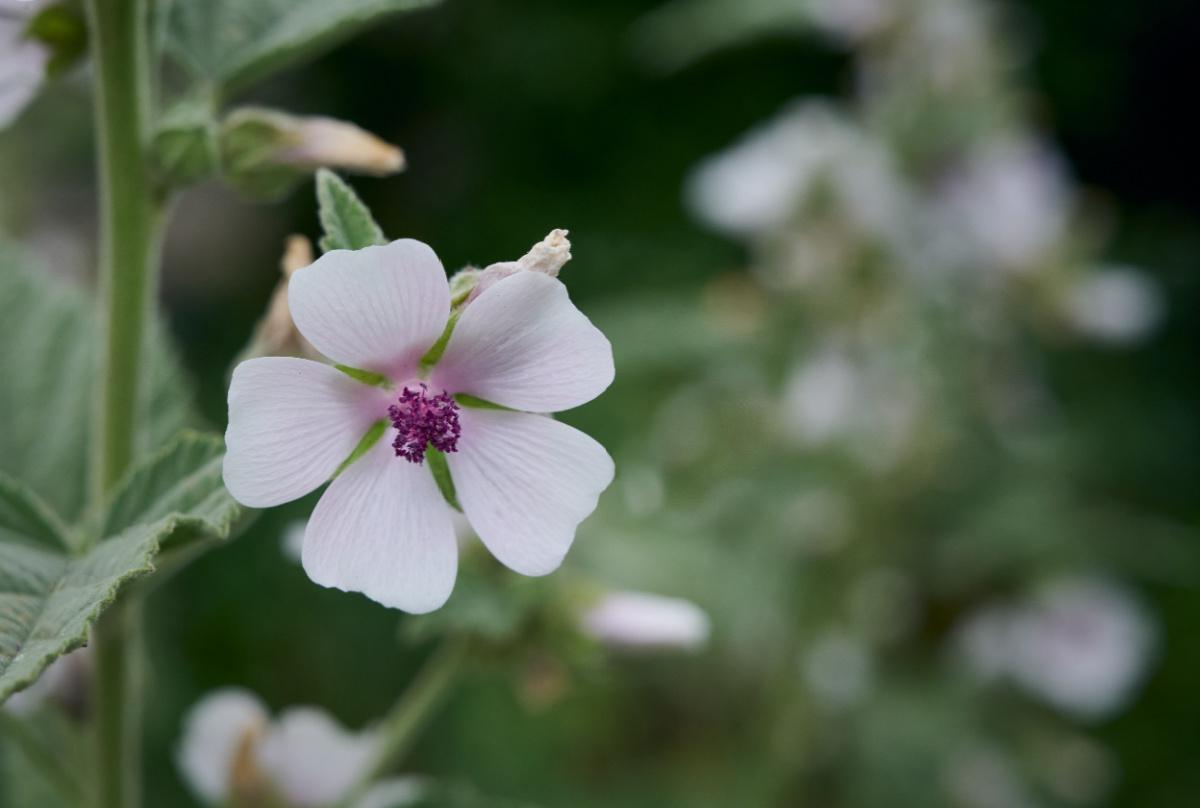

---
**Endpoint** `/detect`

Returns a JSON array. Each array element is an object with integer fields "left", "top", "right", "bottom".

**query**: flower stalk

[
  {"left": 84, "top": 0, "right": 161, "bottom": 804},
  {"left": 343, "top": 637, "right": 471, "bottom": 804}
]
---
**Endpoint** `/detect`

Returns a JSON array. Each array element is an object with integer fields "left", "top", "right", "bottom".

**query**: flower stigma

[{"left": 387, "top": 384, "right": 461, "bottom": 464}]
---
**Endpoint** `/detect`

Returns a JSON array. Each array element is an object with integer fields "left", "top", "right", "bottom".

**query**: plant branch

[
  {"left": 343, "top": 637, "right": 471, "bottom": 804},
  {"left": 83, "top": 0, "right": 159, "bottom": 806}
]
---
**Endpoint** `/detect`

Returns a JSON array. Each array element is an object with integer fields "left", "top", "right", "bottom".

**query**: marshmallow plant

[
  {"left": 0, "top": 2, "right": 622, "bottom": 806},
  {"left": 224, "top": 228, "right": 615, "bottom": 613}
]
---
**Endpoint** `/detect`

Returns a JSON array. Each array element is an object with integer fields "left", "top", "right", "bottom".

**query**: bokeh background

[{"left": 2, "top": 0, "right": 1198, "bottom": 805}]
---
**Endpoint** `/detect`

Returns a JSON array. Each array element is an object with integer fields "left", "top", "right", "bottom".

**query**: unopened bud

[
  {"left": 462, "top": 229, "right": 573, "bottom": 304},
  {"left": 580, "top": 590, "right": 710, "bottom": 653},
  {"left": 220, "top": 107, "right": 404, "bottom": 199}
]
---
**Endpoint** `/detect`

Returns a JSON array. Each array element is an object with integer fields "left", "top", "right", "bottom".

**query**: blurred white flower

[
  {"left": 1063, "top": 266, "right": 1163, "bottom": 345},
  {"left": 0, "top": 0, "right": 48, "bottom": 129},
  {"left": 782, "top": 347, "right": 863, "bottom": 443},
  {"left": 581, "top": 590, "right": 710, "bottom": 652},
  {"left": 687, "top": 101, "right": 905, "bottom": 243},
  {"left": 178, "top": 688, "right": 379, "bottom": 807},
  {"left": 260, "top": 707, "right": 380, "bottom": 807},
  {"left": 936, "top": 135, "right": 1071, "bottom": 271},
  {"left": 781, "top": 343, "right": 920, "bottom": 469},
  {"left": 802, "top": 629, "right": 874, "bottom": 708},
  {"left": 807, "top": 0, "right": 896, "bottom": 44},
  {"left": 956, "top": 579, "right": 1157, "bottom": 720},
  {"left": 3, "top": 647, "right": 89, "bottom": 716}
]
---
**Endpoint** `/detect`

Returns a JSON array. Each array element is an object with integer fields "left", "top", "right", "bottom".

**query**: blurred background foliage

[{"left": 1, "top": 0, "right": 1197, "bottom": 806}]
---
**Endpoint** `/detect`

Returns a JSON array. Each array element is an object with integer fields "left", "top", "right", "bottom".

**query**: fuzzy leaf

[
  {"left": 164, "top": 0, "right": 440, "bottom": 96},
  {"left": 0, "top": 434, "right": 240, "bottom": 702},
  {"left": 0, "top": 243, "right": 192, "bottom": 523},
  {"left": 316, "top": 169, "right": 387, "bottom": 252}
]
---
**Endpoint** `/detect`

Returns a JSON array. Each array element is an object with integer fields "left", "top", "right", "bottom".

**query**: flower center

[{"left": 387, "top": 384, "right": 461, "bottom": 464}]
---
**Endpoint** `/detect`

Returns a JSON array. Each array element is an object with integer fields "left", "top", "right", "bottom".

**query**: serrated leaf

[
  {"left": 0, "top": 243, "right": 193, "bottom": 523},
  {"left": 0, "top": 434, "right": 241, "bottom": 702},
  {"left": 164, "top": 0, "right": 440, "bottom": 96},
  {"left": 316, "top": 169, "right": 387, "bottom": 252}
]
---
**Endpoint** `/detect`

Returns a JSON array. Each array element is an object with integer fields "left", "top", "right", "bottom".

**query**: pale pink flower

[
  {"left": 224, "top": 239, "right": 615, "bottom": 612},
  {"left": 177, "top": 689, "right": 379, "bottom": 807}
]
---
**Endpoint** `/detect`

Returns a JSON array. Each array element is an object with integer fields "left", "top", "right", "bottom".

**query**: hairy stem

[
  {"left": 87, "top": 0, "right": 160, "bottom": 496},
  {"left": 84, "top": 0, "right": 159, "bottom": 805}
]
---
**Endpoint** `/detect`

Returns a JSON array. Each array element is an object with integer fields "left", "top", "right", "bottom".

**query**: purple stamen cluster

[{"left": 388, "top": 384, "right": 461, "bottom": 464}]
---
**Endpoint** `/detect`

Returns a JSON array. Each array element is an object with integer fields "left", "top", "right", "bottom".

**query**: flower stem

[
  {"left": 83, "top": 0, "right": 159, "bottom": 806},
  {"left": 346, "top": 638, "right": 471, "bottom": 801},
  {"left": 86, "top": 0, "right": 160, "bottom": 496}
]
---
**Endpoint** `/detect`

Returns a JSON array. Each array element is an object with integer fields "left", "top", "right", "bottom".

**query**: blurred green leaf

[
  {"left": 0, "top": 244, "right": 192, "bottom": 523},
  {"left": 163, "top": 0, "right": 440, "bottom": 96},
  {"left": 0, "top": 433, "right": 240, "bottom": 702},
  {"left": 316, "top": 169, "right": 386, "bottom": 252}
]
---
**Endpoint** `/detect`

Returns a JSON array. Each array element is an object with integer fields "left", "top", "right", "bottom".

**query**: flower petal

[
  {"left": 288, "top": 239, "right": 450, "bottom": 377},
  {"left": 224, "top": 357, "right": 383, "bottom": 508},
  {"left": 447, "top": 409, "right": 614, "bottom": 575},
  {"left": 176, "top": 689, "right": 268, "bottom": 805},
  {"left": 430, "top": 272, "right": 614, "bottom": 412},
  {"left": 302, "top": 437, "right": 458, "bottom": 613},
  {"left": 258, "top": 707, "right": 378, "bottom": 807}
]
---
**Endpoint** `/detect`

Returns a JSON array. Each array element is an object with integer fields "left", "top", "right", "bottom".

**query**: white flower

[
  {"left": 806, "top": 0, "right": 896, "bottom": 44},
  {"left": 224, "top": 238, "right": 615, "bottom": 613},
  {"left": 687, "top": 101, "right": 905, "bottom": 242},
  {"left": 936, "top": 135, "right": 1072, "bottom": 271},
  {"left": 0, "top": 0, "right": 49, "bottom": 129},
  {"left": 580, "top": 590, "right": 710, "bottom": 652},
  {"left": 1063, "top": 266, "right": 1163, "bottom": 345},
  {"left": 178, "top": 689, "right": 378, "bottom": 807},
  {"left": 956, "top": 579, "right": 1157, "bottom": 719}
]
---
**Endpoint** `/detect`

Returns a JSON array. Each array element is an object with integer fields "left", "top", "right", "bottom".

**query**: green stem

[
  {"left": 345, "top": 638, "right": 470, "bottom": 802},
  {"left": 83, "top": 0, "right": 159, "bottom": 806},
  {"left": 87, "top": 0, "right": 160, "bottom": 497},
  {"left": 90, "top": 597, "right": 144, "bottom": 808}
]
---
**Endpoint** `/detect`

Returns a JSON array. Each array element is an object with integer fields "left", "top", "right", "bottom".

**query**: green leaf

[
  {"left": 0, "top": 243, "right": 193, "bottom": 523},
  {"left": 0, "top": 434, "right": 240, "bottom": 702},
  {"left": 316, "top": 169, "right": 387, "bottom": 252},
  {"left": 164, "top": 0, "right": 440, "bottom": 96}
]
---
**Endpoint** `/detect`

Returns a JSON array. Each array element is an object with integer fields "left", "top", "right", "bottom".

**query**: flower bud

[
  {"left": 460, "top": 229, "right": 573, "bottom": 305},
  {"left": 220, "top": 107, "right": 404, "bottom": 199},
  {"left": 580, "top": 590, "right": 710, "bottom": 652}
]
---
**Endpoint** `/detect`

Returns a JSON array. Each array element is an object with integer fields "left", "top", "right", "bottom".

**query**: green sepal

[
  {"left": 426, "top": 448, "right": 460, "bottom": 511},
  {"left": 419, "top": 312, "right": 459, "bottom": 369},
  {"left": 334, "top": 420, "right": 387, "bottom": 478},
  {"left": 25, "top": 6, "right": 87, "bottom": 78},
  {"left": 453, "top": 394, "right": 513, "bottom": 411},
  {"left": 335, "top": 364, "right": 391, "bottom": 388},
  {"left": 151, "top": 95, "right": 219, "bottom": 188}
]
